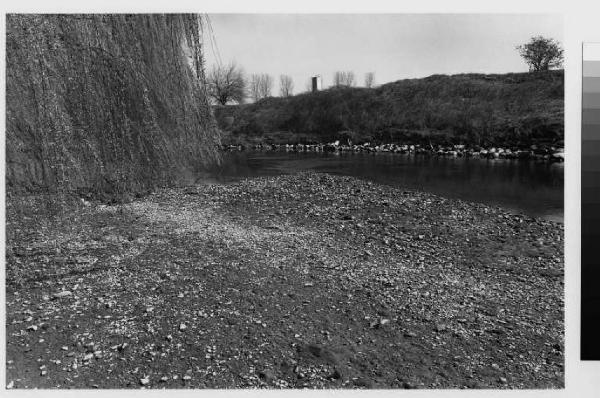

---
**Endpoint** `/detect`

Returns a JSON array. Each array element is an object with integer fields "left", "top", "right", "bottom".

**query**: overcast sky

[{"left": 203, "top": 14, "right": 563, "bottom": 95}]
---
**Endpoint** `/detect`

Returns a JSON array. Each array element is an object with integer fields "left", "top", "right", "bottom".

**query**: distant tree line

[
  {"left": 207, "top": 62, "right": 378, "bottom": 104},
  {"left": 207, "top": 35, "right": 562, "bottom": 105}
]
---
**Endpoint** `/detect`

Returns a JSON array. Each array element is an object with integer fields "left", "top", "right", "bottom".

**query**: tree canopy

[{"left": 517, "top": 36, "right": 564, "bottom": 72}]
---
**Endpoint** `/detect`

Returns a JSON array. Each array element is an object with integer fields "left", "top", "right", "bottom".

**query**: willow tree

[{"left": 6, "top": 14, "right": 220, "bottom": 194}]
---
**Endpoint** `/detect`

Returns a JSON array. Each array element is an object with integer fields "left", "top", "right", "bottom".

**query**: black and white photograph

[{"left": 4, "top": 11, "right": 567, "bottom": 391}]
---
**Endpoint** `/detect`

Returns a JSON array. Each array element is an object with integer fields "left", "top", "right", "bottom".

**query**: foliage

[
  {"left": 517, "top": 36, "right": 564, "bottom": 72},
  {"left": 215, "top": 70, "right": 563, "bottom": 147},
  {"left": 6, "top": 14, "right": 220, "bottom": 196},
  {"left": 207, "top": 61, "right": 246, "bottom": 105}
]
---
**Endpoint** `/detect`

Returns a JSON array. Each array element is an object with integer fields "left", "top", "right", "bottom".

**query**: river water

[{"left": 199, "top": 151, "right": 564, "bottom": 222}]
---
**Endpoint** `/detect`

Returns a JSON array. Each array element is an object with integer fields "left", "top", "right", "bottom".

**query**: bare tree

[
  {"left": 259, "top": 74, "right": 273, "bottom": 99},
  {"left": 249, "top": 73, "right": 274, "bottom": 102},
  {"left": 249, "top": 74, "right": 260, "bottom": 102},
  {"left": 279, "top": 75, "right": 294, "bottom": 97},
  {"left": 207, "top": 62, "right": 246, "bottom": 105},
  {"left": 364, "top": 72, "right": 375, "bottom": 88},
  {"left": 333, "top": 71, "right": 356, "bottom": 87}
]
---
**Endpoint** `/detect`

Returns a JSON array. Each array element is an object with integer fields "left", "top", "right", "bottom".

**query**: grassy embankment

[{"left": 215, "top": 70, "right": 563, "bottom": 149}]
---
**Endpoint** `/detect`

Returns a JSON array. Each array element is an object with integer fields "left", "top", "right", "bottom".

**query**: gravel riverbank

[{"left": 5, "top": 172, "right": 564, "bottom": 389}]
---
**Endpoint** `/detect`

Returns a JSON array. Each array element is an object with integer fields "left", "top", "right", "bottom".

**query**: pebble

[
  {"left": 53, "top": 291, "right": 73, "bottom": 299},
  {"left": 179, "top": 323, "right": 187, "bottom": 331},
  {"left": 140, "top": 376, "right": 150, "bottom": 386}
]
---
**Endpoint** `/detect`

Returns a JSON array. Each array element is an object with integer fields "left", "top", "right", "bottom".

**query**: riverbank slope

[
  {"left": 215, "top": 70, "right": 563, "bottom": 150},
  {"left": 6, "top": 173, "right": 563, "bottom": 389}
]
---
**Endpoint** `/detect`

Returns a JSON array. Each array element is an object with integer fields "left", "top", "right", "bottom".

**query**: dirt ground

[{"left": 5, "top": 172, "right": 564, "bottom": 389}]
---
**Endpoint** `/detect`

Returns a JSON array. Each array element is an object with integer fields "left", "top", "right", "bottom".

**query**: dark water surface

[{"left": 199, "top": 152, "right": 564, "bottom": 222}]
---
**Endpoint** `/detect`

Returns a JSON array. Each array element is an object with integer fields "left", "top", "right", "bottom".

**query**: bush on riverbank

[
  {"left": 6, "top": 14, "right": 220, "bottom": 197},
  {"left": 215, "top": 70, "right": 563, "bottom": 148}
]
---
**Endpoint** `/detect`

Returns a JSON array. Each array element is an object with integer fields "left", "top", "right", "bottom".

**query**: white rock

[{"left": 53, "top": 291, "right": 73, "bottom": 299}]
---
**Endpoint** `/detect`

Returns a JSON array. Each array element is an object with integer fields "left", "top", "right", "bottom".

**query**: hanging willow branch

[{"left": 6, "top": 14, "right": 221, "bottom": 195}]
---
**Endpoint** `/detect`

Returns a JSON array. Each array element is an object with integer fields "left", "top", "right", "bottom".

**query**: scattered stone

[
  {"left": 53, "top": 291, "right": 73, "bottom": 299},
  {"left": 140, "top": 376, "right": 150, "bottom": 386},
  {"left": 179, "top": 323, "right": 187, "bottom": 331},
  {"left": 27, "top": 325, "right": 38, "bottom": 331}
]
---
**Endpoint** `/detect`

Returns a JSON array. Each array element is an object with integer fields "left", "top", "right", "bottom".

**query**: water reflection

[{"left": 201, "top": 152, "right": 563, "bottom": 222}]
